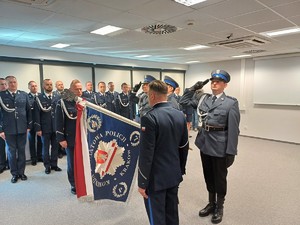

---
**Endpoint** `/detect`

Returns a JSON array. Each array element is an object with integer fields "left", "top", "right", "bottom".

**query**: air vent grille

[{"left": 209, "top": 36, "right": 270, "bottom": 49}]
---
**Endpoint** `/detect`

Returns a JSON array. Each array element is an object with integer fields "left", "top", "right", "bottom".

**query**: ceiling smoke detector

[
  {"left": 209, "top": 36, "right": 270, "bottom": 49},
  {"left": 141, "top": 24, "right": 177, "bottom": 35}
]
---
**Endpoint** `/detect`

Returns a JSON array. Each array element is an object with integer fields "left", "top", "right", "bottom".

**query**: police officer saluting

[
  {"left": 0, "top": 76, "right": 32, "bottom": 183},
  {"left": 180, "top": 70, "right": 240, "bottom": 224}
]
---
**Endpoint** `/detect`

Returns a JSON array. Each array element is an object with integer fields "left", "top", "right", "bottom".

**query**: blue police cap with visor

[
  {"left": 164, "top": 76, "right": 179, "bottom": 89},
  {"left": 142, "top": 75, "right": 156, "bottom": 84},
  {"left": 210, "top": 70, "right": 230, "bottom": 83}
]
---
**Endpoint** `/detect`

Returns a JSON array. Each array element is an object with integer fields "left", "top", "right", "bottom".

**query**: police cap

[
  {"left": 210, "top": 70, "right": 230, "bottom": 83},
  {"left": 142, "top": 75, "right": 156, "bottom": 84},
  {"left": 164, "top": 76, "right": 179, "bottom": 89}
]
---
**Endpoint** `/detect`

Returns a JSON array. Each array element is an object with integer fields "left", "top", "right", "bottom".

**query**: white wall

[{"left": 186, "top": 58, "right": 300, "bottom": 144}]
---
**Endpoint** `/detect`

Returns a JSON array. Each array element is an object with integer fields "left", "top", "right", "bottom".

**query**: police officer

[
  {"left": 180, "top": 70, "right": 240, "bottom": 224},
  {"left": 55, "top": 79, "right": 82, "bottom": 195},
  {"left": 138, "top": 80, "right": 189, "bottom": 225},
  {"left": 81, "top": 81, "right": 95, "bottom": 99},
  {"left": 163, "top": 76, "right": 180, "bottom": 110},
  {"left": 0, "top": 76, "right": 32, "bottom": 183},
  {"left": 27, "top": 80, "right": 43, "bottom": 165},
  {"left": 91, "top": 81, "right": 107, "bottom": 108},
  {"left": 34, "top": 79, "right": 62, "bottom": 174},
  {"left": 105, "top": 81, "right": 118, "bottom": 113},
  {"left": 116, "top": 82, "right": 133, "bottom": 120},
  {"left": 0, "top": 78, "right": 8, "bottom": 174}
]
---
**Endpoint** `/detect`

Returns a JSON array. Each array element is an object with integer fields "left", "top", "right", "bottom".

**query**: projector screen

[{"left": 253, "top": 56, "right": 300, "bottom": 106}]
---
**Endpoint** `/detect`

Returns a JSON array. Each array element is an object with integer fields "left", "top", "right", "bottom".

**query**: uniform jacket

[
  {"left": 167, "top": 93, "right": 180, "bottom": 110},
  {"left": 34, "top": 92, "right": 60, "bottom": 133},
  {"left": 91, "top": 92, "right": 107, "bottom": 108},
  {"left": 138, "top": 102, "right": 189, "bottom": 191},
  {"left": 0, "top": 90, "right": 32, "bottom": 134},
  {"left": 82, "top": 90, "right": 95, "bottom": 99},
  {"left": 55, "top": 99, "right": 77, "bottom": 148},
  {"left": 185, "top": 91, "right": 240, "bottom": 157},
  {"left": 115, "top": 92, "right": 133, "bottom": 120},
  {"left": 105, "top": 91, "right": 118, "bottom": 113}
]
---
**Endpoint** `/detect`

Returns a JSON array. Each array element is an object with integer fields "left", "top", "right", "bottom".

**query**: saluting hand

[{"left": 138, "top": 187, "right": 148, "bottom": 199}]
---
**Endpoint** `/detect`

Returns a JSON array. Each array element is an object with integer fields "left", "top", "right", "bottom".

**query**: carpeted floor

[{"left": 0, "top": 134, "right": 299, "bottom": 225}]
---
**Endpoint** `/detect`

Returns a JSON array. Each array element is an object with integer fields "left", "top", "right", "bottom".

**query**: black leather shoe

[
  {"left": 51, "top": 166, "right": 62, "bottom": 172},
  {"left": 37, "top": 158, "right": 43, "bottom": 162},
  {"left": 71, "top": 186, "right": 76, "bottom": 195},
  {"left": 0, "top": 168, "right": 4, "bottom": 174},
  {"left": 20, "top": 174, "right": 27, "bottom": 181},
  {"left": 11, "top": 175, "right": 18, "bottom": 183},
  {"left": 199, "top": 203, "right": 215, "bottom": 217},
  {"left": 31, "top": 160, "right": 37, "bottom": 166},
  {"left": 211, "top": 206, "right": 223, "bottom": 224},
  {"left": 45, "top": 167, "right": 51, "bottom": 174}
]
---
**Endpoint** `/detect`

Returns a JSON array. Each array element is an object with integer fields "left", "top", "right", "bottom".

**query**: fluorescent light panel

[
  {"left": 51, "top": 43, "right": 70, "bottom": 48},
  {"left": 183, "top": 44, "right": 209, "bottom": 50},
  {"left": 260, "top": 27, "right": 300, "bottom": 37},
  {"left": 135, "top": 55, "right": 151, "bottom": 58},
  {"left": 91, "top": 25, "right": 122, "bottom": 35},
  {"left": 174, "top": 0, "right": 206, "bottom": 6},
  {"left": 232, "top": 54, "right": 251, "bottom": 58},
  {"left": 186, "top": 60, "right": 199, "bottom": 64}
]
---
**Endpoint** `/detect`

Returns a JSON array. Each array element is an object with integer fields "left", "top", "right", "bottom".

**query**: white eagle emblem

[{"left": 94, "top": 139, "right": 125, "bottom": 179}]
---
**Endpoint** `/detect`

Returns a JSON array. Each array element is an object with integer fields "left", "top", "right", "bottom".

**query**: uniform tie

[
  {"left": 48, "top": 94, "right": 52, "bottom": 100},
  {"left": 12, "top": 92, "right": 16, "bottom": 99},
  {"left": 212, "top": 95, "right": 217, "bottom": 104}
]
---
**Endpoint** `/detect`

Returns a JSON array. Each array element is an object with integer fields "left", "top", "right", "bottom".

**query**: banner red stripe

[{"left": 74, "top": 103, "right": 87, "bottom": 198}]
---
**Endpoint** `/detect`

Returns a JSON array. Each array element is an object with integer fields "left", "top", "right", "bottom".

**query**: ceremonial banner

[{"left": 74, "top": 102, "right": 140, "bottom": 203}]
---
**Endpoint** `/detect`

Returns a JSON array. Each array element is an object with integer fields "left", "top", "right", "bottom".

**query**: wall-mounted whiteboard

[{"left": 254, "top": 56, "right": 300, "bottom": 105}]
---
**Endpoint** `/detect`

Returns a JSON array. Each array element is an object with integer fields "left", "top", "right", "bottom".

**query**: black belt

[{"left": 203, "top": 125, "right": 227, "bottom": 131}]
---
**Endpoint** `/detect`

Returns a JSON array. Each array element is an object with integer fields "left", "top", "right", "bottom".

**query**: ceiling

[{"left": 1, "top": 0, "right": 300, "bottom": 65}]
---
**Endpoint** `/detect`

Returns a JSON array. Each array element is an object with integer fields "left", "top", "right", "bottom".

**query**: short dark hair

[{"left": 149, "top": 80, "right": 168, "bottom": 95}]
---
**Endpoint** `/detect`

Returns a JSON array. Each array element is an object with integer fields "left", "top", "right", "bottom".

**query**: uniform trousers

[
  {"left": 144, "top": 185, "right": 179, "bottom": 225},
  {"left": 66, "top": 146, "right": 75, "bottom": 187},
  {"left": 0, "top": 138, "right": 7, "bottom": 170},
  {"left": 28, "top": 128, "right": 42, "bottom": 161},
  {"left": 200, "top": 152, "right": 228, "bottom": 198},
  {"left": 6, "top": 133, "right": 27, "bottom": 176},
  {"left": 41, "top": 132, "right": 58, "bottom": 169}
]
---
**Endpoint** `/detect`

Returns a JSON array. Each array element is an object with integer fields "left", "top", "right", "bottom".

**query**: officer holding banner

[
  {"left": 180, "top": 70, "right": 240, "bottom": 224},
  {"left": 138, "top": 80, "right": 189, "bottom": 225}
]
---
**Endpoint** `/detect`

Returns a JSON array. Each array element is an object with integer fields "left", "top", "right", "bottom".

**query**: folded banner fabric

[{"left": 74, "top": 101, "right": 140, "bottom": 203}]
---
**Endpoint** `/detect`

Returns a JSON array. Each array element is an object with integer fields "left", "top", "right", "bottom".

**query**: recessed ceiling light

[
  {"left": 186, "top": 60, "right": 199, "bottom": 64},
  {"left": 135, "top": 55, "right": 151, "bottom": 58},
  {"left": 51, "top": 43, "right": 70, "bottom": 48},
  {"left": 260, "top": 27, "right": 300, "bottom": 37},
  {"left": 91, "top": 25, "right": 122, "bottom": 35},
  {"left": 232, "top": 54, "right": 251, "bottom": 58},
  {"left": 174, "top": 0, "right": 207, "bottom": 7},
  {"left": 183, "top": 44, "right": 210, "bottom": 50}
]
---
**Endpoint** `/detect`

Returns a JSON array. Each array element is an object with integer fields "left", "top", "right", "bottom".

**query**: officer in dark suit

[
  {"left": 0, "top": 78, "right": 8, "bottom": 174},
  {"left": 180, "top": 70, "right": 240, "bottom": 224},
  {"left": 138, "top": 80, "right": 189, "bottom": 225},
  {"left": 81, "top": 81, "right": 95, "bottom": 99},
  {"left": 27, "top": 80, "right": 43, "bottom": 165},
  {"left": 164, "top": 76, "right": 180, "bottom": 110},
  {"left": 55, "top": 79, "right": 82, "bottom": 195},
  {"left": 34, "top": 79, "right": 62, "bottom": 174},
  {"left": 105, "top": 81, "right": 118, "bottom": 113},
  {"left": 116, "top": 82, "right": 133, "bottom": 120},
  {"left": 0, "top": 76, "right": 32, "bottom": 183},
  {"left": 91, "top": 81, "right": 107, "bottom": 108}
]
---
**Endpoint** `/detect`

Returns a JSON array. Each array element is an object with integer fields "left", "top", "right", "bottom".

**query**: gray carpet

[{"left": 0, "top": 134, "right": 300, "bottom": 225}]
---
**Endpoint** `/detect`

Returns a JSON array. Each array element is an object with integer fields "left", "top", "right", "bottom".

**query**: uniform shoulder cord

[
  {"left": 60, "top": 99, "right": 77, "bottom": 120},
  {"left": 118, "top": 94, "right": 129, "bottom": 107},
  {"left": 0, "top": 96, "right": 15, "bottom": 112},
  {"left": 36, "top": 96, "right": 52, "bottom": 112}
]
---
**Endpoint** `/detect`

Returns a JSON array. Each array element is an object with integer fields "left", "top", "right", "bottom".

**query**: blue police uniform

[
  {"left": 116, "top": 92, "right": 133, "bottom": 120},
  {"left": 0, "top": 90, "right": 32, "bottom": 179},
  {"left": 28, "top": 92, "right": 42, "bottom": 164},
  {"left": 180, "top": 69, "right": 240, "bottom": 223},
  {"left": 55, "top": 98, "right": 77, "bottom": 190},
  {"left": 91, "top": 92, "right": 107, "bottom": 108},
  {"left": 81, "top": 90, "right": 95, "bottom": 99},
  {"left": 138, "top": 102, "right": 189, "bottom": 225},
  {"left": 164, "top": 76, "right": 180, "bottom": 110},
  {"left": 105, "top": 90, "right": 118, "bottom": 113},
  {"left": 0, "top": 135, "right": 7, "bottom": 173},
  {"left": 34, "top": 92, "right": 61, "bottom": 172}
]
